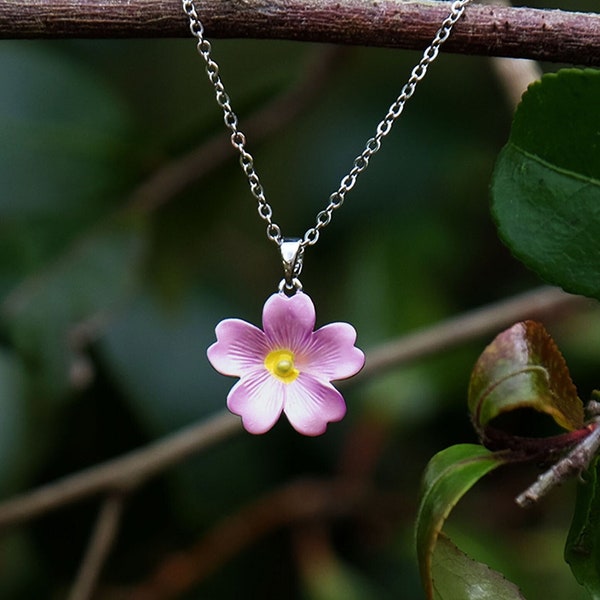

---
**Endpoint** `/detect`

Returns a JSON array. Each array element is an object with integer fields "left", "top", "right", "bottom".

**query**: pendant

[{"left": 207, "top": 241, "right": 365, "bottom": 436}]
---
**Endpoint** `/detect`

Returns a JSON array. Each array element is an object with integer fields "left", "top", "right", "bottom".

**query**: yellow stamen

[{"left": 265, "top": 349, "right": 300, "bottom": 383}]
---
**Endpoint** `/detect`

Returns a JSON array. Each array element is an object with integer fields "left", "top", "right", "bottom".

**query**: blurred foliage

[{"left": 0, "top": 10, "right": 599, "bottom": 598}]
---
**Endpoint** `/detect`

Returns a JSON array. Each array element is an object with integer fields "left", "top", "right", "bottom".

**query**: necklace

[{"left": 183, "top": 0, "right": 472, "bottom": 436}]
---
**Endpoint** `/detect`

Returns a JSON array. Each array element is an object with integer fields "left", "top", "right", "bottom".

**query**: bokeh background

[{"left": 0, "top": 0, "right": 599, "bottom": 597}]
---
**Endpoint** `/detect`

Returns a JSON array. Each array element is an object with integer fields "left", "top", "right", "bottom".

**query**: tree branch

[
  {"left": 362, "top": 286, "right": 587, "bottom": 379},
  {"left": 0, "top": 410, "right": 240, "bottom": 529},
  {"left": 0, "top": 285, "right": 588, "bottom": 530},
  {"left": 125, "top": 478, "right": 378, "bottom": 600},
  {"left": 1, "top": 1, "right": 599, "bottom": 66},
  {"left": 68, "top": 494, "right": 126, "bottom": 600}
]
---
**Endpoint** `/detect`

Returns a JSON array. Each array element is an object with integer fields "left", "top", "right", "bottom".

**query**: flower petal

[
  {"left": 207, "top": 318, "right": 269, "bottom": 377},
  {"left": 262, "top": 292, "right": 315, "bottom": 349},
  {"left": 301, "top": 322, "right": 365, "bottom": 381},
  {"left": 283, "top": 373, "right": 347, "bottom": 436},
  {"left": 227, "top": 370, "right": 285, "bottom": 434}
]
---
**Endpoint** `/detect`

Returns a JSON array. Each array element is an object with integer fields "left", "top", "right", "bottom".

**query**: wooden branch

[
  {"left": 126, "top": 479, "right": 376, "bottom": 599},
  {"left": 0, "top": 410, "right": 240, "bottom": 529},
  {"left": 1, "top": 1, "right": 599, "bottom": 65},
  {"left": 362, "top": 286, "right": 589, "bottom": 379}
]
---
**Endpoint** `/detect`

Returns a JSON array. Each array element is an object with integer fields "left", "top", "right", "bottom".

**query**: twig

[
  {"left": 0, "top": 286, "right": 588, "bottom": 529},
  {"left": 68, "top": 494, "right": 127, "bottom": 600},
  {"left": 125, "top": 478, "right": 375, "bottom": 600},
  {"left": 516, "top": 420, "right": 600, "bottom": 508},
  {"left": 0, "top": 410, "right": 239, "bottom": 529},
  {"left": 361, "top": 286, "right": 588, "bottom": 379},
  {"left": 1, "top": 1, "right": 599, "bottom": 66}
]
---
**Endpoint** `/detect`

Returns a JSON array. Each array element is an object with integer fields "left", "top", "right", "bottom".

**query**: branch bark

[{"left": 1, "top": 1, "right": 599, "bottom": 66}]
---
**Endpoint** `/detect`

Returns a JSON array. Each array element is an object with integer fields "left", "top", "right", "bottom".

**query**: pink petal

[
  {"left": 207, "top": 318, "right": 269, "bottom": 377},
  {"left": 301, "top": 322, "right": 365, "bottom": 381},
  {"left": 283, "top": 373, "right": 347, "bottom": 436},
  {"left": 227, "top": 370, "right": 285, "bottom": 434},
  {"left": 262, "top": 292, "right": 315, "bottom": 349}
]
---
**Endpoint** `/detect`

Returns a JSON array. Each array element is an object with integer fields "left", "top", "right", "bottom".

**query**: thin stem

[
  {"left": 361, "top": 286, "right": 587, "bottom": 379},
  {"left": 516, "top": 420, "right": 600, "bottom": 508},
  {"left": 68, "top": 494, "right": 127, "bottom": 600},
  {"left": 1, "top": 1, "right": 599, "bottom": 66},
  {"left": 0, "top": 411, "right": 239, "bottom": 529},
  {"left": 0, "top": 286, "right": 588, "bottom": 529},
  {"left": 127, "top": 478, "right": 376, "bottom": 599}
]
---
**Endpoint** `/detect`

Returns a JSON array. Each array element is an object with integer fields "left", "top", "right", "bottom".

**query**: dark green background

[{"left": 0, "top": 1, "right": 598, "bottom": 596}]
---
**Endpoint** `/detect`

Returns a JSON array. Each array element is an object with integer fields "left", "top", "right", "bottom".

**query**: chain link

[{"left": 182, "top": 0, "right": 472, "bottom": 249}]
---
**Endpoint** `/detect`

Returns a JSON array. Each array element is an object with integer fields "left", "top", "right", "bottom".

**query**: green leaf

[
  {"left": 566, "top": 457, "right": 600, "bottom": 599},
  {"left": 415, "top": 444, "right": 506, "bottom": 599},
  {"left": 432, "top": 534, "right": 526, "bottom": 600},
  {"left": 491, "top": 69, "right": 600, "bottom": 300},
  {"left": 468, "top": 321, "right": 583, "bottom": 433}
]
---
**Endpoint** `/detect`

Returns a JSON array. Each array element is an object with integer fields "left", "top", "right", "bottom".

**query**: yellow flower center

[{"left": 264, "top": 349, "right": 300, "bottom": 384}]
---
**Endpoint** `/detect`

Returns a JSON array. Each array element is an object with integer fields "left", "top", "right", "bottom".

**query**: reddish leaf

[{"left": 468, "top": 321, "right": 583, "bottom": 435}]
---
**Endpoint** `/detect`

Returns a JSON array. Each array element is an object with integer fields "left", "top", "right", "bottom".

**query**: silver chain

[{"left": 182, "top": 0, "right": 471, "bottom": 250}]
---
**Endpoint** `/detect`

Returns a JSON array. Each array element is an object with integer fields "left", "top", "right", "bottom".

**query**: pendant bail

[{"left": 279, "top": 238, "right": 304, "bottom": 293}]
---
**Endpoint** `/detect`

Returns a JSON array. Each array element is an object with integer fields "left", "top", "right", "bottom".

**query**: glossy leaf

[
  {"left": 431, "top": 534, "right": 526, "bottom": 600},
  {"left": 415, "top": 444, "right": 506, "bottom": 599},
  {"left": 468, "top": 321, "right": 583, "bottom": 434},
  {"left": 491, "top": 69, "right": 600, "bottom": 300},
  {"left": 566, "top": 457, "right": 600, "bottom": 597}
]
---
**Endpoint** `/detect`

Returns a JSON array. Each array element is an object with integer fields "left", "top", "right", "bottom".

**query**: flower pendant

[{"left": 207, "top": 292, "right": 365, "bottom": 436}]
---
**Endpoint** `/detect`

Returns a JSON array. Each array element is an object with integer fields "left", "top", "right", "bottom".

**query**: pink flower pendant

[{"left": 207, "top": 292, "right": 365, "bottom": 436}]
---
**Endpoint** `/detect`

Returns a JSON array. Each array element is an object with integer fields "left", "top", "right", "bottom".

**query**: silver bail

[{"left": 280, "top": 238, "right": 304, "bottom": 291}]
